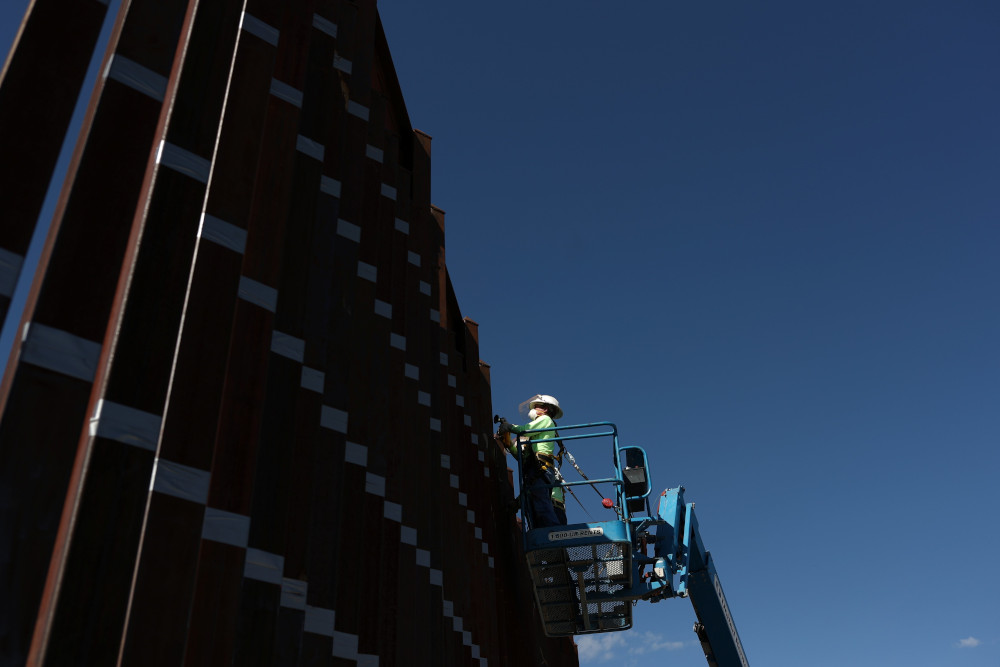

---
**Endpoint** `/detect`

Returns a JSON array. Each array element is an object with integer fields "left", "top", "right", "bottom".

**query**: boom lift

[{"left": 502, "top": 420, "right": 749, "bottom": 667}]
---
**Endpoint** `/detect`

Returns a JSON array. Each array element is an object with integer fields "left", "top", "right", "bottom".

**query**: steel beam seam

[
  {"left": 88, "top": 399, "right": 162, "bottom": 451},
  {"left": 104, "top": 55, "right": 168, "bottom": 101},
  {"left": 19, "top": 322, "right": 101, "bottom": 381},
  {"left": 201, "top": 507, "right": 250, "bottom": 547},
  {"left": 150, "top": 458, "right": 211, "bottom": 504}
]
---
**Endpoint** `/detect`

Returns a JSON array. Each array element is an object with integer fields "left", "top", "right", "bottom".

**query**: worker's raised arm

[
  {"left": 495, "top": 418, "right": 519, "bottom": 456},
  {"left": 511, "top": 414, "right": 554, "bottom": 435}
]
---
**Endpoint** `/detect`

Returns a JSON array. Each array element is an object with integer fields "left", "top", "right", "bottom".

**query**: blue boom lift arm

[
  {"left": 508, "top": 421, "right": 749, "bottom": 667},
  {"left": 653, "top": 489, "right": 749, "bottom": 667}
]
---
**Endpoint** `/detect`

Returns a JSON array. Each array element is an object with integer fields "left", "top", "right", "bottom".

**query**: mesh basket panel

[{"left": 528, "top": 538, "right": 633, "bottom": 637}]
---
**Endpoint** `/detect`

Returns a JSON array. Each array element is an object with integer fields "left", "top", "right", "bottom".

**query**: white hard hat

[{"left": 520, "top": 394, "right": 563, "bottom": 420}]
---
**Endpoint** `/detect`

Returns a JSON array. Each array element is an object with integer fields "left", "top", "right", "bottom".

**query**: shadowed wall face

[{"left": 0, "top": 1, "right": 578, "bottom": 665}]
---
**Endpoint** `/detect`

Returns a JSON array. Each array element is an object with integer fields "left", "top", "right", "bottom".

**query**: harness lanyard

[
  {"left": 562, "top": 448, "right": 608, "bottom": 502},
  {"left": 553, "top": 465, "right": 595, "bottom": 521}
]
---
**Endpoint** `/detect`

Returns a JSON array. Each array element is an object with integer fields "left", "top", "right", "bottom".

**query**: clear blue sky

[
  {"left": 378, "top": 1, "right": 1000, "bottom": 665},
  {"left": 4, "top": 2, "right": 999, "bottom": 665}
]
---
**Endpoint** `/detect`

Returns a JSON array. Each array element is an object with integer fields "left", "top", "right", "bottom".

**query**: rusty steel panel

[
  {"left": 0, "top": 1, "right": 580, "bottom": 666},
  {"left": 24, "top": 0, "right": 248, "bottom": 662},
  {"left": 0, "top": 0, "right": 108, "bottom": 321},
  {"left": 0, "top": 0, "right": 193, "bottom": 661}
]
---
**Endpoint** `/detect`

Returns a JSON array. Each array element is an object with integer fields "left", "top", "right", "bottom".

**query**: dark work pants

[
  {"left": 553, "top": 502, "right": 567, "bottom": 526},
  {"left": 526, "top": 467, "right": 560, "bottom": 528}
]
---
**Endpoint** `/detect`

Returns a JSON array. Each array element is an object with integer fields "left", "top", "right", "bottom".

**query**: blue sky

[
  {"left": 376, "top": 1, "right": 999, "bottom": 665},
  {"left": 4, "top": 1, "right": 999, "bottom": 665}
]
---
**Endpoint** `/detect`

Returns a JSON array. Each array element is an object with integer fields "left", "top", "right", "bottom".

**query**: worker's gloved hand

[{"left": 497, "top": 418, "right": 513, "bottom": 434}]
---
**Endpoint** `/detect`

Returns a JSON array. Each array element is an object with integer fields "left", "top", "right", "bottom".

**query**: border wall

[{"left": 0, "top": 1, "right": 579, "bottom": 665}]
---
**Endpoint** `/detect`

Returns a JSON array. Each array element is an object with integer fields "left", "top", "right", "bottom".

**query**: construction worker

[{"left": 498, "top": 394, "right": 563, "bottom": 529}]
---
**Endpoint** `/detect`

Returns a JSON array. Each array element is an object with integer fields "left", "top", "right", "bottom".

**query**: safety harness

[{"left": 498, "top": 418, "right": 611, "bottom": 519}]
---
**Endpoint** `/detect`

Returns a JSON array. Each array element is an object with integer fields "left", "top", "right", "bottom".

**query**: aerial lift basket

[
  {"left": 511, "top": 422, "right": 646, "bottom": 637},
  {"left": 507, "top": 421, "right": 750, "bottom": 664},
  {"left": 526, "top": 523, "right": 633, "bottom": 636}
]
